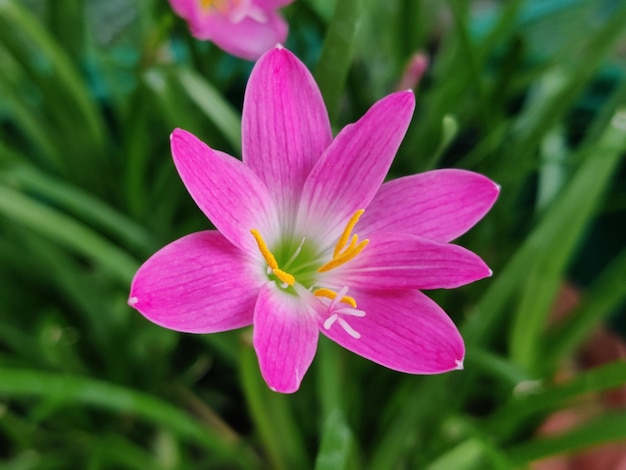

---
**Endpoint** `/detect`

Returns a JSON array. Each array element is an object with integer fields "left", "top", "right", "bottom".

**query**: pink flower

[
  {"left": 168, "top": 0, "right": 293, "bottom": 60},
  {"left": 129, "top": 46, "right": 499, "bottom": 393}
]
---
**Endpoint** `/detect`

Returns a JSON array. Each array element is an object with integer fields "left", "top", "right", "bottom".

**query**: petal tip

[{"left": 128, "top": 295, "right": 138, "bottom": 308}]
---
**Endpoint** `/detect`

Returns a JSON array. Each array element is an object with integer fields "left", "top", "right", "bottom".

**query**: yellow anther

[
  {"left": 273, "top": 268, "right": 295, "bottom": 286},
  {"left": 251, "top": 229, "right": 278, "bottom": 270},
  {"left": 314, "top": 288, "right": 357, "bottom": 308},
  {"left": 200, "top": 0, "right": 233, "bottom": 13},
  {"left": 334, "top": 209, "right": 365, "bottom": 257},
  {"left": 318, "top": 239, "right": 369, "bottom": 273},
  {"left": 251, "top": 229, "right": 295, "bottom": 286},
  {"left": 318, "top": 209, "right": 369, "bottom": 273}
]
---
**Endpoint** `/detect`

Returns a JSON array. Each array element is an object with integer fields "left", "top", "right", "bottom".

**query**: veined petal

[
  {"left": 129, "top": 231, "right": 261, "bottom": 333},
  {"left": 334, "top": 233, "right": 492, "bottom": 290},
  {"left": 253, "top": 284, "right": 319, "bottom": 393},
  {"left": 168, "top": 0, "right": 289, "bottom": 61},
  {"left": 170, "top": 129, "right": 279, "bottom": 255},
  {"left": 198, "top": 10, "right": 288, "bottom": 61},
  {"left": 243, "top": 47, "right": 332, "bottom": 222},
  {"left": 320, "top": 289, "right": 464, "bottom": 374},
  {"left": 257, "top": 0, "right": 294, "bottom": 7},
  {"left": 297, "top": 91, "right": 415, "bottom": 244},
  {"left": 360, "top": 169, "right": 500, "bottom": 242}
]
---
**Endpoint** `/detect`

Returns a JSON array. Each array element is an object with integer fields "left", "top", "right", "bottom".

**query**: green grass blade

[
  {"left": 0, "top": 0, "right": 105, "bottom": 149},
  {"left": 0, "top": 185, "right": 139, "bottom": 285},
  {"left": 3, "top": 165, "right": 157, "bottom": 255},
  {"left": 176, "top": 68, "right": 242, "bottom": 154},
  {"left": 546, "top": 247, "right": 626, "bottom": 365},
  {"left": 485, "top": 361, "right": 626, "bottom": 437},
  {"left": 314, "top": 0, "right": 364, "bottom": 121},
  {"left": 507, "top": 412, "right": 626, "bottom": 466},
  {"left": 463, "top": 109, "right": 626, "bottom": 355},
  {"left": 509, "top": 109, "right": 626, "bottom": 370},
  {"left": 314, "top": 408, "right": 354, "bottom": 470},
  {"left": 0, "top": 368, "right": 253, "bottom": 464},
  {"left": 239, "top": 340, "right": 308, "bottom": 470}
]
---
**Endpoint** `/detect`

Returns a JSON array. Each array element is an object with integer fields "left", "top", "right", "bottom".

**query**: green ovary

[{"left": 271, "top": 237, "right": 324, "bottom": 289}]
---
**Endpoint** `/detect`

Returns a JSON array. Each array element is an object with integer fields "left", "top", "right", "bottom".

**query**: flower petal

[
  {"left": 129, "top": 231, "right": 262, "bottom": 333},
  {"left": 168, "top": 0, "right": 195, "bottom": 19},
  {"left": 170, "top": 128, "right": 279, "bottom": 254},
  {"left": 297, "top": 91, "right": 415, "bottom": 244},
  {"left": 253, "top": 284, "right": 319, "bottom": 393},
  {"left": 170, "top": 1, "right": 289, "bottom": 61},
  {"left": 360, "top": 169, "right": 500, "bottom": 242},
  {"left": 320, "top": 289, "right": 464, "bottom": 374},
  {"left": 243, "top": 47, "right": 332, "bottom": 221},
  {"left": 333, "top": 232, "right": 492, "bottom": 290},
  {"left": 204, "top": 12, "right": 289, "bottom": 61},
  {"left": 257, "top": 0, "right": 294, "bottom": 7}
]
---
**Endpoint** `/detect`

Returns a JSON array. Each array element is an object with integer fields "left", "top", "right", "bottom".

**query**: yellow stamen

[
  {"left": 317, "top": 209, "right": 369, "bottom": 273},
  {"left": 318, "top": 239, "right": 369, "bottom": 273},
  {"left": 251, "top": 229, "right": 278, "bottom": 270},
  {"left": 273, "top": 268, "right": 295, "bottom": 286},
  {"left": 199, "top": 0, "right": 234, "bottom": 13},
  {"left": 314, "top": 288, "right": 357, "bottom": 308},
  {"left": 334, "top": 209, "right": 365, "bottom": 257},
  {"left": 251, "top": 229, "right": 295, "bottom": 286}
]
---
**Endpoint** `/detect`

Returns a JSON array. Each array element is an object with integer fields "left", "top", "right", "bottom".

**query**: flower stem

[{"left": 239, "top": 334, "right": 308, "bottom": 469}]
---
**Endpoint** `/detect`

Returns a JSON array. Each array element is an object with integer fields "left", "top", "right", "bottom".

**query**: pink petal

[
  {"left": 256, "top": 0, "right": 294, "bottom": 7},
  {"left": 360, "top": 169, "right": 500, "bottom": 242},
  {"left": 168, "top": 0, "right": 195, "bottom": 19},
  {"left": 201, "top": 11, "right": 288, "bottom": 61},
  {"left": 169, "top": 1, "right": 288, "bottom": 61},
  {"left": 320, "top": 289, "right": 464, "bottom": 374},
  {"left": 129, "top": 231, "right": 262, "bottom": 333},
  {"left": 253, "top": 284, "right": 319, "bottom": 393},
  {"left": 297, "top": 91, "right": 415, "bottom": 244},
  {"left": 243, "top": 47, "right": 332, "bottom": 221},
  {"left": 332, "top": 233, "right": 492, "bottom": 290},
  {"left": 170, "top": 129, "right": 279, "bottom": 255}
]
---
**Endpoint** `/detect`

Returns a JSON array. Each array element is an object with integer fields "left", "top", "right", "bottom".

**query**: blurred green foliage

[{"left": 1, "top": 0, "right": 625, "bottom": 468}]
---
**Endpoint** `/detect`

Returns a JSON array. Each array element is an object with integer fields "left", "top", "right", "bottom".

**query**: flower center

[
  {"left": 250, "top": 209, "right": 369, "bottom": 305},
  {"left": 198, "top": 0, "right": 267, "bottom": 23},
  {"left": 199, "top": 0, "right": 232, "bottom": 14},
  {"left": 250, "top": 229, "right": 296, "bottom": 286}
]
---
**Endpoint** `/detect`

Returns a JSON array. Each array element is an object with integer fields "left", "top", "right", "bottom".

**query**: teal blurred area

[{"left": 0, "top": 0, "right": 625, "bottom": 468}]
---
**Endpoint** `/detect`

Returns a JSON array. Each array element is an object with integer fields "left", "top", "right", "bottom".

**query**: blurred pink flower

[
  {"left": 168, "top": 0, "right": 293, "bottom": 60},
  {"left": 128, "top": 46, "right": 499, "bottom": 393}
]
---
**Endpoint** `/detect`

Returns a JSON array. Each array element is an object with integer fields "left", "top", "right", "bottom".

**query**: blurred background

[{"left": 0, "top": 0, "right": 625, "bottom": 468}]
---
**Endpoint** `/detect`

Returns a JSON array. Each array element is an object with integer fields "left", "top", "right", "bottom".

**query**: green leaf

[
  {"left": 239, "top": 340, "right": 308, "bottom": 470},
  {"left": 486, "top": 361, "right": 626, "bottom": 436},
  {"left": 463, "top": 109, "right": 626, "bottom": 367},
  {"left": 509, "top": 108, "right": 626, "bottom": 370},
  {"left": 546, "top": 247, "right": 626, "bottom": 364},
  {"left": 314, "top": 408, "right": 354, "bottom": 470},
  {"left": 0, "top": 0, "right": 105, "bottom": 148},
  {"left": 507, "top": 412, "right": 626, "bottom": 466},
  {"left": 425, "top": 439, "right": 488, "bottom": 470},
  {"left": 2, "top": 164, "right": 157, "bottom": 255},
  {"left": 314, "top": 0, "right": 364, "bottom": 121},
  {"left": 176, "top": 68, "right": 242, "bottom": 154},
  {"left": 0, "top": 185, "right": 139, "bottom": 285},
  {"left": 0, "top": 367, "right": 253, "bottom": 465}
]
